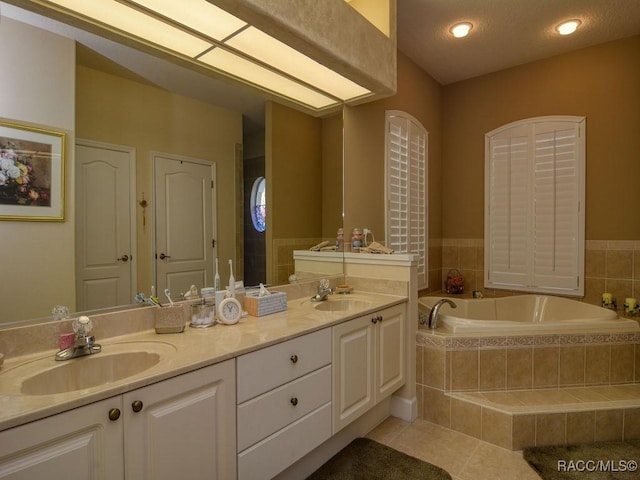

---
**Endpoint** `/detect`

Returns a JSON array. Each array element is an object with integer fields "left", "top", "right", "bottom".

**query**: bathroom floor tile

[{"left": 367, "top": 417, "right": 539, "bottom": 480}]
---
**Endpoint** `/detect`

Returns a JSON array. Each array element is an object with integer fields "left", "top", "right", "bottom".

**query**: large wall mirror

[{"left": 0, "top": 3, "right": 344, "bottom": 327}]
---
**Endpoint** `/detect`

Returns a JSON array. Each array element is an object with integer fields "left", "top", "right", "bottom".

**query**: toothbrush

[
  {"left": 164, "top": 288, "right": 174, "bottom": 307},
  {"left": 214, "top": 258, "right": 220, "bottom": 292},
  {"left": 228, "top": 259, "right": 235, "bottom": 298},
  {"left": 150, "top": 286, "right": 160, "bottom": 305}
]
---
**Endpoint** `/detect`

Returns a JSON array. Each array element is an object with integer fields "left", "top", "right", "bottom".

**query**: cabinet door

[
  {"left": 0, "top": 396, "right": 123, "bottom": 480},
  {"left": 376, "top": 304, "right": 406, "bottom": 399},
  {"left": 332, "top": 314, "right": 375, "bottom": 433},
  {"left": 123, "top": 360, "right": 236, "bottom": 480}
]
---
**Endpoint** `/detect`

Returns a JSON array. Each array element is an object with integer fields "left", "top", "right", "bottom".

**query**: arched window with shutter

[{"left": 485, "top": 116, "right": 585, "bottom": 296}]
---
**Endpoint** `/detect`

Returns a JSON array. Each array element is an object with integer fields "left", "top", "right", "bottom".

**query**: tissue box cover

[{"left": 244, "top": 291, "right": 287, "bottom": 317}]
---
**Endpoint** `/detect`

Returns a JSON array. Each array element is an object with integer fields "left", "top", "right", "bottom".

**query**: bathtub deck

[{"left": 444, "top": 385, "right": 640, "bottom": 449}]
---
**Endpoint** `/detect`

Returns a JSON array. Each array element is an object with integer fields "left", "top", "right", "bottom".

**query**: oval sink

[
  {"left": 313, "top": 299, "right": 373, "bottom": 312},
  {"left": 1, "top": 341, "right": 176, "bottom": 396}
]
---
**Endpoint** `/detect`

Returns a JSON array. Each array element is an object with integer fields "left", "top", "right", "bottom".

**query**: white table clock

[{"left": 217, "top": 297, "right": 242, "bottom": 325}]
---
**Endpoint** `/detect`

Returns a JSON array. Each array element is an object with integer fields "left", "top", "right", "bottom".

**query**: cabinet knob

[
  {"left": 108, "top": 408, "right": 121, "bottom": 421},
  {"left": 371, "top": 317, "right": 377, "bottom": 324},
  {"left": 290, "top": 397, "right": 298, "bottom": 406},
  {"left": 377, "top": 315, "right": 383, "bottom": 323},
  {"left": 290, "top": 354, "right": 298, "bottom": 364},
  {"left": 131, "top": 400, "right": 144, "bottom": 413}
]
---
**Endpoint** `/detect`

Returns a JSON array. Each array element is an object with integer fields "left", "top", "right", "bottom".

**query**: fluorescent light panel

[
  {"left": 199, "top": 48, "right": 337, "bottom": 109},
  {"left": 48, "top": 0, "right": 211, "bottom": 57},
  {"left": 44, "top": 0, "right": 371, "bottom": 110},
  {"left": 226, "top": 27, "right": 370, "bottom": 101}
]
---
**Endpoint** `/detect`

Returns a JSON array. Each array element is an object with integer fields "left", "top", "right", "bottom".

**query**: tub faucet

[
  {"left": 428, "top": 299, "right": 457, "bottom": 329},
  {"left": 311, "top": 279, "right": 333, "bottom": 302},
  {"left": 55, "top": 316, "right": 102, "bottom": 361}
]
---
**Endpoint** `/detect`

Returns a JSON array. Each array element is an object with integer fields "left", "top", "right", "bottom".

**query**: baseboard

[{"left": 390, "top": 394, "right": 417, "bottom": 422}]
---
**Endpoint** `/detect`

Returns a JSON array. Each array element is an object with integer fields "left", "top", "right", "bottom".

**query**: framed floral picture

[{"left": 0, "top": 120, "right": 66, "bottom": 221}]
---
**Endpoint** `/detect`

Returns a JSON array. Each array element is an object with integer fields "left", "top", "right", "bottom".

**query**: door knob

[
  {"left": 117, "top": 254, "right": 129, "bottom": 262},
  {"left": 159, "top": 253, "right": 171, "bottom": 260}
]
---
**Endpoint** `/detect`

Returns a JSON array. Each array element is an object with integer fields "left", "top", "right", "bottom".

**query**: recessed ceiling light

[
  {"left": 556, "top": 20, "right": 581, "bottom": 35},
  {"left": 450, "top": 22, "right": 473, "bottom": 38}
]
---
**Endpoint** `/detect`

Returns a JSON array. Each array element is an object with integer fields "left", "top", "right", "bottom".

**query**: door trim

[{"left": 76, "top": 138, "right": 137, "bottom": 304}]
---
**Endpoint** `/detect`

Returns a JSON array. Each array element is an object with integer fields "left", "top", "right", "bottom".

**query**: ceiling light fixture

[
  {"left": 450, "top": 22, "right": 472, "bottom": 38},
  {"left": 41, "top": 0, "right": 372, "bottom": 112},
  {"left": 556, "top": 19, "right": 581, "bottom": 35}
]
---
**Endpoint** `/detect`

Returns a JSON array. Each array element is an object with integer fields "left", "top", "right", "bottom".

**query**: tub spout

[{"left": 428, "top": 299, "right": 457, "bottom": 329}]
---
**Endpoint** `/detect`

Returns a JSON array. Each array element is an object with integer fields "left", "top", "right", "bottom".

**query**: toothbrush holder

[{"left": 154, "top": 304, "right": 186, "bottom": 334}]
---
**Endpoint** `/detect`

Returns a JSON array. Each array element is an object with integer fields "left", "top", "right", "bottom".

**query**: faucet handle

[{"left": 73, "top": 316, "right": 93, "bottom": 336}]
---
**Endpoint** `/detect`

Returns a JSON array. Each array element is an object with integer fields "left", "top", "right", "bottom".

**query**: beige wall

[
  {"left": 76, "top": 65, "right": 242, "bottom": 294},
  {"left": 441, "top": 35, "right": 640, "bottom": 241},
  {"left": 344, "top": 51, "right": 443, "bottom": 242},
  {"left": 0, "top": 18, "right": 75, "bottom": 323}
]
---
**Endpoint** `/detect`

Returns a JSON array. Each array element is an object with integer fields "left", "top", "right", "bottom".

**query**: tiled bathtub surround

[
  {"left": 430, "top": 239, "right": 640, "bottom": 309},
  {"left": 416, "top": 330, "right": 640, "bottom": 450}
]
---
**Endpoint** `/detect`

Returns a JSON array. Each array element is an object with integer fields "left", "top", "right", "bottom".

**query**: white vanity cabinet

[
  {"left": 332, "top": 303, "right": 406, "bottom": 433},
  {"left": 0, "top": 396, "right": 123, "bottom": 480},
  {"left": 236, "top": 328, "right": 332, "bottom": 480},
  {"left": 123, "top": 359, "right": 236, "bottom": 480},
  {"left": 0, "top": 360, "right": 236, "bottom": 480}
]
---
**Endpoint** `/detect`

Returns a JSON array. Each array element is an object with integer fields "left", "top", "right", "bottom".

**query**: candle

[
  {"left": 602, "top": 293, "right": 613, "bottom": 307},
  {"left": 624, "top": 298, "right": 637, "bottom": 314}
]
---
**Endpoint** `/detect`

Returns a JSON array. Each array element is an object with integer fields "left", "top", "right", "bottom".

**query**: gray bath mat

[
  {"left": 523, "top": 440, "right": 640, "bottom": 479},
  {"left": 306, "top": 437, "right": 452, "bottom": 480}
]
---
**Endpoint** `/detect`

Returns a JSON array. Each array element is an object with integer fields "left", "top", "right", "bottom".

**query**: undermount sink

[
  {"left": 313, "top": 298, "right": 373, "bottom": 312},
  {"left": 1, "top": 341, "right": 176, "bottom": 396}
]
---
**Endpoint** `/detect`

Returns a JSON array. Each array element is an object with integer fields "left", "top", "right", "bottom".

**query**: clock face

[{"left": 218, "top": 298, "right": 241, "bottom": 325}]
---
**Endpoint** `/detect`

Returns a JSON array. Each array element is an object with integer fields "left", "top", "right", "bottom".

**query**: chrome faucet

[
  {"left": 55, "top": 316, "right": 102, "bottom": 361},
  {"left": 427, "top": 299, "right": 457, "bottom": 329},
  {"left": 310, "top": 279, "right": 333, "bottom": 302}
]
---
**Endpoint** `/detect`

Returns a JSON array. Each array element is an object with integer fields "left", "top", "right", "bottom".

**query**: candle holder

[{"left": 623, "top": 298, "right": 639, "bottom": 317}]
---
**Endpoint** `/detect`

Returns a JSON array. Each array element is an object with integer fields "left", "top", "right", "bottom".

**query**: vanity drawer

[
  {"left": 237, "top": 402, "right": 332, "bottom": 480},
  {"left": 237, "top": 328, "right": 331, "bottom": 402},
  {"left": 237, "top": 364, "right": 331, "bottom": 451}
]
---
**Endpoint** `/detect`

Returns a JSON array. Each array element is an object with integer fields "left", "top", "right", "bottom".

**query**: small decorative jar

[
  {"left": 445, "top": 269, "right": 465, "bottom": 294},
  {"left": 336, "top": 228, "right": 344, "bottom": 251},
  {"left": 351, "top": 228, "right": 363, "bottom": 253}
]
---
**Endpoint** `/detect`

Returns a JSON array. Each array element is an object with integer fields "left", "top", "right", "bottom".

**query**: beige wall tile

[
  {"left": 459, "top": 246, "right": 477, "bottom": 270},
  {"left": 442, "top": 245, "right": 459, "bottom": 269},
  {"left": 507, "top": 347, "right": 533, "bottom": 389},
  {"left": 585, "top": 249, "right": 606, "bottom": 277},
  {"left": 584, "top": 277, "right": 606, "bottom": 307},
  {"left": 623, "top": 408, "right": 640, "bottom": 440},
  {"left": 479, "top": 348, "right": 506, "bottom": 390},
  {"left": 422, "top": 386, "right": 451, "bottom": 427},
  {"left": 423, "top": 347, "right": 446, "bottom": 389},
  {"left": 606, "top": 278, "right": 633, "bottom": 307},
  {"left": 481, "top": 408, "right": 512, "bottom": 449},
  {"left": 451, "top": 349, "right": 479, "bottom": 391},
  {"left": 512, "top": 415, "right": 536, "bottom": 450},
  {"left": 595, "top": 409, "right": 623, "bottom": 442},
  {"left": 606, "top": 250, "right": 633, "bottom": 279},
  {"left": 585, "top": 345, "right": 611, "bottom": 385},
  {"left": 416, "top": 345, "right": 424, "bottom": 384},
  {"left": 559, "top": 345, "right": 585, "bottom": 386},
  {"left": 451, "top": 398, "right": 482, "bottom": 438},
  {"left": 533, "top": 346, "right": 559, "bottom": 388},
  {"left": 536, "top": 413, "right": 566, "bottom": 446},
  {"left": 566, "top": 411, "right": 595, "bottom": 444},
  {"left": 610, "top": 344, "right": 635, "bottom": 384}
]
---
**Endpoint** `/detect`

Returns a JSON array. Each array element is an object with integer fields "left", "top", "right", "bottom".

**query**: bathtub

[{"left": 418, "top": 295, "right": 639, "bottom": 334}]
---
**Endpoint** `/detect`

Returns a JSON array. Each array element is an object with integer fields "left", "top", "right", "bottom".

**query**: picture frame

[{"left": 0, "top": 120, "right": 66, "bottom": 221}]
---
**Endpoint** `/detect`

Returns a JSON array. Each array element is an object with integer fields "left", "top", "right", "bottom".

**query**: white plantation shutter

[
  {"left": 485, "top": 116, "right": 585, "bottom": 296},
  {"left": 386, "top": 111, "right": 427, "bottom": 288}
]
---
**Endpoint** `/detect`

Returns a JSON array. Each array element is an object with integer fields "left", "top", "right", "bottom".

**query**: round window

[{"left": 250, "top": 176, "right": 266, "bottom": 232}]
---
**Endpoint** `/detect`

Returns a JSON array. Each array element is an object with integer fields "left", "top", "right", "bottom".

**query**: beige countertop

[{"left": 0, "top": 291, "right": 406, "bottom": 432}]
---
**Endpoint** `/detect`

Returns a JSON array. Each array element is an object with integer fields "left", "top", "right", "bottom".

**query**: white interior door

[
  {"left": 154, "top": 153, "right": 215, "bottom": 297},
  {"left": 76, "top": 140, "right": 136, "bottom": 311}
]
